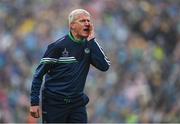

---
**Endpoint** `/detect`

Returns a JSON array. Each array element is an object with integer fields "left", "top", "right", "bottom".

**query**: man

[{"left": 30, "top": 9, "right": 110, "bottom": 123}]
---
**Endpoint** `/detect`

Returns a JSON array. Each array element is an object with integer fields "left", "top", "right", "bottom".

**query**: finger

[
  {"left": 37, "top": 109, "right": 40, "bottom": 117},
  {"left": 90, "top": 23, "right": 94, "bottom": 30},
  {"left": 30, "top": 112, "right": 36, "bottom": 117},
  {"left": 34, "top": 114, "right": 40, "bottom": 118},
  {"left": 90, "top": 23, "right": 93, "bottom": 31},
  {"left": 31, "top": 112, "right": 39, "bottom": 118}
]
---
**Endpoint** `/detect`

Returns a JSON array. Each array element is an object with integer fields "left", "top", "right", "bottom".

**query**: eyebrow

[{"left": 77, "top": 18, "right": 91, "bottom": 22}]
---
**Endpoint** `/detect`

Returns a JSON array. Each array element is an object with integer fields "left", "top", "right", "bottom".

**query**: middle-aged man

[{"left": 30, "top": 9, "right": 110, "bottom": 123}]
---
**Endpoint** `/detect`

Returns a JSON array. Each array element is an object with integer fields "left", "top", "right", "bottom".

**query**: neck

[
  {"left": 70, "top": 31, "right": 83, "bottom": 41},
  {"left": 68, "top": 31, "right": 85, "bottom": 44}
]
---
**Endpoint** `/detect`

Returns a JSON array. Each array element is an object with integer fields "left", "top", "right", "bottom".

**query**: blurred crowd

[{"left": 0, "top": 0, "right": 180, "bottom": 123}]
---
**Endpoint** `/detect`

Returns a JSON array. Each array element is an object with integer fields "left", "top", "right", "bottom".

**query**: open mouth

[{"left": 83, "top": 28, "right": 90, "bottom": 32}]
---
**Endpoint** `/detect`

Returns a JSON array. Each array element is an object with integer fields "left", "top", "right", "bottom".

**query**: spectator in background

[{"left": 0, "top": 0, "right": 179, "bottom": 123}]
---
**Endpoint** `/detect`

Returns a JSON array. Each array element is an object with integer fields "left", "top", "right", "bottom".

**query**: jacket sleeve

[
  {"left": 30, "top": 43, "right": 58, "bottom": 106},
  {"left": 89, "top": 38, "right": 110, "bottom": 71}
]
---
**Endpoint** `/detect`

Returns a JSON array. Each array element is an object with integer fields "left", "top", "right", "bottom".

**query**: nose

[{"left": 85, "top": 20, "right": 90, "bottom": 26}]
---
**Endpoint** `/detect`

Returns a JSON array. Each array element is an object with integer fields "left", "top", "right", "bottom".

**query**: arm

[
  {"left": 30, "top": 63, "right": 49, "bottom": 106},
  {"left": 89, "top": 39, "right": 110, "bottom": 71},
  {"left": 30, "top": 43, "right": 58, "bottom": 118},
  {"left": 88, "top": 24, "right": 110, "bottom": 71}
]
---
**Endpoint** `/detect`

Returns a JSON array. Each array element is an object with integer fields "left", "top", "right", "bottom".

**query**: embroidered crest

[
  {"left": 84, "top": 48, "right": 90, "bottom": 54},
  {"left": 62, "top": 48, "right": 69, "bottom": 57}
]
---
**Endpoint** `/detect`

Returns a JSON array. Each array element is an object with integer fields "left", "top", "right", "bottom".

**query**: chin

[{"left": 82, "top": 35, "right": 88, "bottom": 39}]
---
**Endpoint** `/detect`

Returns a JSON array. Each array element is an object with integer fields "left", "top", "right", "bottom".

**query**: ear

[{"left": 70, "top": 22, "right": 76, "bottom": 30}]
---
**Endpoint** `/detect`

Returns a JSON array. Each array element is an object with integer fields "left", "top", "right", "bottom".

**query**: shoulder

[
  {"left": 43, "top": 35, "right": 68, "bottom": 57},
  {"left": 48, "top": 35, "right": 68, "bottom": 49}
]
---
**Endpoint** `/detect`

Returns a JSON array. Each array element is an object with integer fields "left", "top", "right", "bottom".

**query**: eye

[
  {"left": 79, "top": 20, "right": 86, "bottom": 23},
  {"left": 79, "top": 19, "right": 90, "bottom": 23}
]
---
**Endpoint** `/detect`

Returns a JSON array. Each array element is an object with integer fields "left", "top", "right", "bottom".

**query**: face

[{"left": 70, "top": 14, "right": 91, "bottom": 39}]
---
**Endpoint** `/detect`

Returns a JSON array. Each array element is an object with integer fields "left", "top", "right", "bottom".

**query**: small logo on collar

[
  {"left": 62, "top": 48, "right": 69, "bottom": 57},
  {"left": 84, "top": 48, "right": 90, "bottom": 54}
]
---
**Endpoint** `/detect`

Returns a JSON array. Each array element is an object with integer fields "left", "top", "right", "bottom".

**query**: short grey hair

[{"left": 68, "top": 9, "right": 90, "bottom": 26}]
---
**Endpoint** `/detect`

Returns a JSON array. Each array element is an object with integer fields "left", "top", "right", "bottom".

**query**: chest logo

[
  {"left": 84, "top": 48, "right": 90, "bottom": 54},
  {"left": 62, "top": 48, "right": 69, "bottom": 57}
]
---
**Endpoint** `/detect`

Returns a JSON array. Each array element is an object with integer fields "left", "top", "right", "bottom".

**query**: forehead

[{"left": 75, "top": 13, "right": 90, "bottom": 20}]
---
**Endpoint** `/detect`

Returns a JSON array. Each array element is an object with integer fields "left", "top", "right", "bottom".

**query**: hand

[
  {"left": 30, "top": 106, "right": 40, "bottom": 118},
  {"left": 87, "top": 23, "right": 95, "bottom": 41}
]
